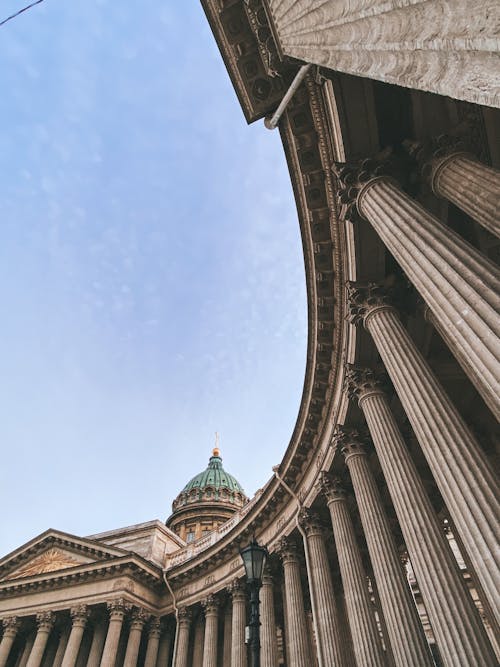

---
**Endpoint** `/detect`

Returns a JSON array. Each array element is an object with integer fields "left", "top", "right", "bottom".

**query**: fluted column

[
  {"left": 53, "top": 626, "right": 70, "bottom": 667},
  {"left": 123, "top": 608, "right": 148, "bottom": 667},
  {"left": 276, "top": 537, "right": 312, "bottom": 667},
  {"left": 156, "top": 620, "right": 174, "bottom": 666},
  {"left": 297, "top": 511, "right": 344, "bottom": 667},
  {"left": 143, "top": 617, "right": 162, "bottom": 667},
  {"left": 202, "top": 596, "right": 219, "bottom": 667},
  {"left": 347, "top": 366, "right": 498, "bottom": 666},
  {"left": 86, "top": 618, "right": 106, "bottom": 667},
  {"left": 229, "top": 579, "right": 246, "bottom": 667},
  {"left": 260, "top": 571, "right": 278, "bottom": 667},
  {"left": 222, "top": 604, "right": 232, "bottom": 667},
  {"left": 336, "top": 160, "right": 500, "bottom": 419},
  {"left": 0, "top": 617, "right": 21, "bottom": 667},
  {"left": 320, "top": 475, "right": 387, "bottom": 667},
  {"left": 60, "top": 605, "right": 89, "bottom": 667},
  {"left": 173, "top": 608, "right": 191, "bottom": 667},
  {"left": 192, "top": 614, "right": 204, "bottom": 667},
  {"left": 26, "top": 612, "right": 55, "bottom": 667},
  {"left": 335, "top": 428, "right": 434, "bottom": 666},
  {"left": 17, "top": 632, "right": 35, "bottom": 667},
  {"left": 348, "top": 284, "right": 500, "bottom": 627},
  {"left": 408, "top": 135, "right": 500, "bottom": 238},
  {"left": 99, "top": 599, "right": 129, "bottom": 667}
]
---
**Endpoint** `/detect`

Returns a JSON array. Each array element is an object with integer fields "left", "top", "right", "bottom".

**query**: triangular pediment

[{"left": 0, "top": 529, "right": 129, "bottom": 582}]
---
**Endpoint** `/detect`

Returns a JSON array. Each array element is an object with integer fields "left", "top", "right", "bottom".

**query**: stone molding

[
  {"left": 297, "top": 509, "right": 324, "bottom": 537},
  {"left": 69, "top": 604, "right": 89, "bottom": 626},
  {"left": 202, "top": 595, "right": 220, "bottom": 616},
  {"left": 332, "top": 427, "right": 369, "bottom": 462},
  {"left": 107, "top": 598, "right": 130, "bottom": 620},
  {"left": 275, "top": 536, "right": 300, "bottom": 564},
  {"left": 35, "top": 611, "right": 55, "bottom": 632},
  {"left": 228, "top": 579, "right": 246, "bottom": 601},
  {"left": 1, "top": 616, "right": 20, "bottom": 636},
  {"left": 147, "top": 616, "right": 162, "bottom": 639},
  {"left": 129, "top": 607, "right": 149, "bottom": 630},
  {"left": 177, "top": 607, "right": 192, "bottom": 627},
  {"left": 319, "top": 473, "right": 346, "bottom": 504},
  {"left": 345, "top": 366, "right": 387, "bottom": 406},
  {"left": 347, "top": 282, "right": 395, "bottom": 328}
]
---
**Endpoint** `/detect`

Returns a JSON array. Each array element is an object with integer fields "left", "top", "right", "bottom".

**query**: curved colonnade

[{"left": 0, "top": 1, "right": 499, "bottom": 666}]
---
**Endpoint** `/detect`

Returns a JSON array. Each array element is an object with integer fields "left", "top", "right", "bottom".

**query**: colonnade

[{"left": 0, "top": 601, "right": 174, "bottom": 667}]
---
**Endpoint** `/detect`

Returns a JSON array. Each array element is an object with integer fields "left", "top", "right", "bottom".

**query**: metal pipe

[
  {"left": 264, "top": 64, "right": 312, "bottom": 130},
  {"left": 162, "top": 568, "right": 180, "bottom": 666}
]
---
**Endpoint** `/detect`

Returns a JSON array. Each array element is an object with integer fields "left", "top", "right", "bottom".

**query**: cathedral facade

[{"left": 1, "top": 1, "right": 499, "bottom": 666}]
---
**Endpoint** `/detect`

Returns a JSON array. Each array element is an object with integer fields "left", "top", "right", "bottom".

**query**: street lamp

[{"left": 240, "top": 538, "right": 268, "bottom": 667}]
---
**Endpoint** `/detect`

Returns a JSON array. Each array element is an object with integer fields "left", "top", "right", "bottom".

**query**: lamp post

[{"left": 240, "top": 539, "right": 268, "bottom": 667}]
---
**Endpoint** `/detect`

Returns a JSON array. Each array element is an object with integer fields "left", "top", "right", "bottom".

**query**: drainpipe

[
  {"left": 272, "top": 465, "right": 325, "bottom": 667},
  {"left": 163, "top": 568, "right": 179, "bottom": 665},
  {"left": 264, "top": 64, "right": 313, "bottom": 130}
]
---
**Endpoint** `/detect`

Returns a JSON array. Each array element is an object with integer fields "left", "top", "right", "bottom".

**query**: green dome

[{"left": 182, "top": 450, "right": 245, "bottom": 495}]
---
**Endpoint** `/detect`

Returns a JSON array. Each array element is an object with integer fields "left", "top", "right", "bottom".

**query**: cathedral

[{"left": 1, "top": 0, "right": 499, "bottom": 666}]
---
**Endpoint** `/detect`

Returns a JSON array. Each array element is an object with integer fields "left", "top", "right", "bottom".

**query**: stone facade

[{"left": 1, "top": 1, "right": 499, "bottom": 665}]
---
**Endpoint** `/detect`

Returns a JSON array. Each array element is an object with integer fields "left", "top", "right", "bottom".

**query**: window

[{"left": 186, "top": 531, "right": 195, "bottom": 543}]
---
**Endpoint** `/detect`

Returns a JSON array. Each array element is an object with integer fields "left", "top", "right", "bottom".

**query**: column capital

[
  {"left": 107, "top": 598, "right": 131, "bottom": 620},
  {"left": 35, "top": 611, "right": 55, "bottom": 632},
  {"left": 70, "top": 604, "right": 89, "bottom": 627},
  {"left": 1, "top": 616, "right": 21, "bottom": 637},
  {"left": 332, "top": 426, "right": 370, "bottom": 463},
  {"left": 129, "top": 607, "right": 149, "bottom": 631},
  {"left": 404, "top": 132, "right": 471, "bottom": 188},
  {"left": 275, "top": 535, "right": 300, "bottom": 564},
  {"left": 332, "top": 150, "right": 402, "bottom": 221},
  {"left": 177, "top": 607, "right": 192, "bottom": 627},
  {"left": 347, "top": 282, "right": 396, "bottom": 327},
  {"left": 297, "top": 509, "right": 324, "bottom": 537},
  {"left": 228, "top": 578, "right": 246, "bottom": 602},
  {"left": 345, "top": 365, "right": 388, "bottom": 405},
  {"left": 202, "top": 595, "right": 220, "bottom": 616},
  {"left": 147, "top": 617, "right": 162, "bottom": 639},
  {"left": 319, "top": 472, "right": 346, "bottom": 504}
]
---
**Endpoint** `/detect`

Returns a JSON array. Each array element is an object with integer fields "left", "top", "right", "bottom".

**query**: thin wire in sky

[{"left": 0, "top": 0, "right": 45, "bottom": 27}]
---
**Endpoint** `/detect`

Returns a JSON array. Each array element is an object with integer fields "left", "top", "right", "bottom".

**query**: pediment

[
  {"left": 0, "top": 529, "right": 129, "bottom": 582},
  {"left": 4, "top": 547, "right": 93, "bottom": 580}
]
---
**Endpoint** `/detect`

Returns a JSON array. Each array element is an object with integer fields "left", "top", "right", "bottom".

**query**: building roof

[{"left": 181, "top": 448, "right": 245, "bottom": 495}]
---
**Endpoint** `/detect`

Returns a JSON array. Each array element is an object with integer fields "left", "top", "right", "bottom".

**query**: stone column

[
  {"left": 320, "top": 475, "right": 387, "bottom": 667},
  {"left": 260, "top": 571, "right": 278, "bottom": 667},
  {"left": 123, "top": 608, "right": 148, "bottom": 667},
  {"left": 17, "top": 632, "right": 35, "bottom": 667},
  {"left": 407, "top": 136, "right": 500, "bottom": 238},
  {"left": 347, "top": 365, "right": 498, "bottom": 666},
  {"left": 53, "top": 626, "right": 70, "bottom": 667},
  {"left": 335, "top": 428, "right": 434, "bottom": 667},
  {"left": 192, "top": 614, "right": 204, "bottom": 667},
  {"left": 297, "top": 511, "right": 344, "bottom": 667},
  {"left": 276, "top": 537, "right": 312, "bottom": 667},
  {"left": 0, "top": 617, "right": 21, "bottom": 667},
  {"left": 201, "top": 596, "right": 219, "bottom": 667},
  {"left": 143, "top": 617, "right": 161, "bottom": 667},
  {"left": 60, "top": 606, "right": 89, "bottom": 667},
  {"left": 336, "top": 160, "right": 500, "bottom": 420},
  {"left": 222, "top": 604, "right": 232, "bottom": 667},
  {"left": 173, "top": 608, "right": 191, "bottom": 667},
  {"left": 99, "top": 599, "right": 129, "bottom": 667},
  {"left": 348, "top": 284, "right": 500, "bottom": 628},
  {"left": 229, "top": 579, "right": 246, "bottom": 667},
  {"left": 156, "top": 619, "right": 174, "bottom": 666},
  {"left": 86, "top": 618, "right": 106, "bottom": 667},
  {"left": 26, "top": 612, "right": 55, "bottom": 667}
]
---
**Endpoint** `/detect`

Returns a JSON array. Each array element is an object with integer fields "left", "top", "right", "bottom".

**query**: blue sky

[{"left": 0, "top": 1, "right": 306, "bottom": 555}]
